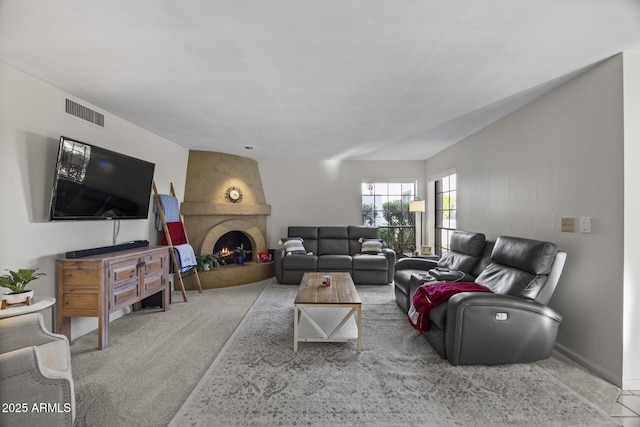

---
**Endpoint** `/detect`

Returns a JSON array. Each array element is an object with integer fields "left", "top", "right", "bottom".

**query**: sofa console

[
  {"left": 275, "top": 226, "right": 396, "bottom": 285},
  {"left": 57, "top": 245, "right": 169, "bottom": 349}
]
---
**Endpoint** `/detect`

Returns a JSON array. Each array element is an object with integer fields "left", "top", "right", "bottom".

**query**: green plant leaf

[{"left": 0, "top": 268, "right": 45, "bottom": 293}]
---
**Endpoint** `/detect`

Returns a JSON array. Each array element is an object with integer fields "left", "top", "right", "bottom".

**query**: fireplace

[
  {"left": 178, "top": 151, "right": 274, "bottom": 289},
  {"left": 214, "top": 231, "right": 253, "bottom": 263}
]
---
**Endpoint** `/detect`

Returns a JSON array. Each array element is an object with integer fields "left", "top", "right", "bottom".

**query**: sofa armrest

[
  {"left": 0, "top": 313, "right": 67, "bottom": 354},
  {"left": 383, "top": 248, "right": 397, "bottom": 283},
  {"left": 274, "top": 248, "right": 286, "bottom": 283},
  {"left": 395, "top": 256, "right": 438, "bottom": 272},
  {"left": 445, "top": 293, "right": 562, "bottom": 365},
  {"left": 0, "top": 344, "right": 75, "bottom": 425}
]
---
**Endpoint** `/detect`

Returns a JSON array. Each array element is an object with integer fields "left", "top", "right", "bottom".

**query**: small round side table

[{"left": 0, "top": 296, "right": 56, "bottom": 328}]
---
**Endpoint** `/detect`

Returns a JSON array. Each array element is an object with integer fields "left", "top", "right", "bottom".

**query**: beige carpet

[
  {"left": 70, "top": 279, "right": 269, "bottom": 427},
  {"left": 70, "top": 278, "right": 620, "bottom": 426}
]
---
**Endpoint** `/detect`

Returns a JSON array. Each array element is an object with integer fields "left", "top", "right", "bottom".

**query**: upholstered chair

[{"left": 0, "top": 312, "right": 75, "bottom": 426}]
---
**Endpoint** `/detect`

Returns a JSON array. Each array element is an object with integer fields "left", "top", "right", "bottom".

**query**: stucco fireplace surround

[{"left": 179, "top": 151, "right": 274, "bottom": 289}]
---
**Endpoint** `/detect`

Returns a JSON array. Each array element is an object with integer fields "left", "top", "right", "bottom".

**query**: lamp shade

[{"left": 409, "top": 200, "right": 425, "bottom": 213}]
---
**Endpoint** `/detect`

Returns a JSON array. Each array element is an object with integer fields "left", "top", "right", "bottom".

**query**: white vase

[{"left": 2, "top": 290, "right": 34, "bottom": 307}]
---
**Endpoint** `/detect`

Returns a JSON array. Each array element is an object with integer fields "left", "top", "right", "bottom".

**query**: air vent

[{"left": 65, "top": 99, "right": 104, "bottom": 127}]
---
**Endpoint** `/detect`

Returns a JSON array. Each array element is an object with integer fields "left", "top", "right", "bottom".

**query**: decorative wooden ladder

[{"left": 152, "top": 181, "right": 203, "bottom": 302}]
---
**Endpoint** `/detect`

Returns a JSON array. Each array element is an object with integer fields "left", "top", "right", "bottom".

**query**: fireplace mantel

[{"left": 181, "top": 202, "right": 271, "bottom": 216}]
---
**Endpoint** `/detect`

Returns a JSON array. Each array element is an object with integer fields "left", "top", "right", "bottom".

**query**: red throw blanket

[
  {"left": 408, "top": 282, "right": 492, "bottom": 332},
  {"left": 161, "top": 222, "right": 188, "bottom": 245}
]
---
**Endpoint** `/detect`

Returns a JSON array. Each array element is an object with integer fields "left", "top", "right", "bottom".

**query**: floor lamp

[{"left": 409, "top": 199, "right": 425, "bottom": 255}]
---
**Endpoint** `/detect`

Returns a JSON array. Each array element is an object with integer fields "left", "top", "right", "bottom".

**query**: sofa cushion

[
  {"left": 475, "top": 237, "right": 557, "bottom": 296},
  {"left": 471, "top": 241, "right": 495, "bottom": 278},
  {"left": 318, "top": 227, "right": 349, "bottom": 255},
  {"left": 318, "top": 255, "right": 352, "bottom": 271},
  {"left": 436, "top": 231, "right": 486, "bottom": 274},
  {"left": 288, "top": 226, "right": 318, "bottom": 240},
  {"left": 474, "top": 264, "right": 538, "bottom": 296},
  {"left": 288, "top": 226, "right": 318, "bottom": 254},
  {"left": 450, "top": 231, "right": 486, "bottom": 257},
  {"left": 437, "top": 252, "right": 479, "bottom": 274},
  {"left": 490, "top": 236, "right": 558, "bottom": 275},
  {"left": 352, "top": 253, "right": 387, "bottom": 270},
  {"left": 282, "top": 254, "right": 318, "bottom": 270}
]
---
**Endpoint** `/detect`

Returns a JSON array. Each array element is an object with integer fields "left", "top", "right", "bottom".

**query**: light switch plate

[
  {"left": 561, "top": 218, "right": 574, "bottom": 232},
  {"left": 579, "top": 217, "right": 591, "bottom": 233}
]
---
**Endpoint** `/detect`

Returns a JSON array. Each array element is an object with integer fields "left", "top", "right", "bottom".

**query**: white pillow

[
  {"left": 360, "top": 239, "right": 383, "bottom": 254},
  {"left": 279, "top": 237, "right": 308, "bottom": 255}
]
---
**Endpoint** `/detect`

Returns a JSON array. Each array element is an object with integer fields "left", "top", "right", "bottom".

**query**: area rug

[{"left": 170, "top": 283, "right": 616, "bottom": 426}]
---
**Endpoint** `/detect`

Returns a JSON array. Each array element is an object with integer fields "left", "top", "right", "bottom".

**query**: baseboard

[
  {"left": 623, "top": 379, "right": 640, "bottom": 390},
  {"left": 70, "top": 306, "right": 132, "bottom": 341},
  {"left": 554, "top": 343, "right": 622, "bottom": 388}
]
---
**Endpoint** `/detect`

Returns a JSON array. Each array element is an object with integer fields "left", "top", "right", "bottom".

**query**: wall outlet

[{"left": 561, "top": 218, "right": 574, "bottom": 232}]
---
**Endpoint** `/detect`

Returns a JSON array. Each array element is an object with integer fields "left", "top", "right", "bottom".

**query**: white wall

[
  {"left": 0, "top": 62, "right": 189, "bottom": 338},
  {"left": 623, "top": 51, "right": 640, "bottom": 390},
  {"left": 259, "top": 159, "right": 426, "bottom": 247},
  {"left": 425, "top": 55, "right": 626, "bottom": 385}
]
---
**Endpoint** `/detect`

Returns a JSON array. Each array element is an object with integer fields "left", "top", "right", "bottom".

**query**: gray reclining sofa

[
  {"left": 395, "top": 231, "right": 567, "bottom": 365},
  {"left": 275, "top": 226, "right": 396, "bottom": 285}
]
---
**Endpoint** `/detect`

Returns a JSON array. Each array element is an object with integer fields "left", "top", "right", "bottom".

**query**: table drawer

[
  {"left": 60, "top": 268, "right": 101, "bottom": 289},
  {"left": 144, "top": 275, "right": 164, "bottom": 297},
  {"left": 62, "top": 293, "right": 99, "bottom": 315},
  {"left": 111, "top": 263, "right": 138, "bottom": 282},
  {"left": 112, "top": 279, "right": 140, "bottom": 311}
]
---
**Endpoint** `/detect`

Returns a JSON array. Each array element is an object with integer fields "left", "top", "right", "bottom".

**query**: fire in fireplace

[{"left": 213, "top": 231, "right": 253, "bottom": 263}]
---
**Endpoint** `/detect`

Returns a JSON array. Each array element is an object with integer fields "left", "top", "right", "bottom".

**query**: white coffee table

[{"left": 293, "top": 272, "right": 362, "bottom": 352}]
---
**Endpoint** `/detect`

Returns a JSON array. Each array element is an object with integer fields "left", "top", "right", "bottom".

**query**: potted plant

[
  {"left": 234, "top": 244, "right": 251, "bottom": 265},
  {"left": 196, "top": 254, "right": 210, "bottom": 271},
  {"left": 196, "top": 253, "right": 224, "bottom": 271},
  {"left": 0, "top": 268, "right": 46, "bottom": 308},
  {"left": 209, "top": 253, "right": 224, "bottom": 270}
]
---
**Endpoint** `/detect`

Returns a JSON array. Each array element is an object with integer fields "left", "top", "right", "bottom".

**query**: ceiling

[{"left": 2, "top": 1, "right": 640, "bottom": 161}]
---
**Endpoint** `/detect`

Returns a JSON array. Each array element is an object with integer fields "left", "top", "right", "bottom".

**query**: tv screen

[{"left": 49, "top": 136, "right": 155, "bottom": 220}]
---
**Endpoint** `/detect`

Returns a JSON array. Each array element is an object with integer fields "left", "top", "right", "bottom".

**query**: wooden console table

[{"left": 57, "top": 246, "right": 169, "bottom": 349}]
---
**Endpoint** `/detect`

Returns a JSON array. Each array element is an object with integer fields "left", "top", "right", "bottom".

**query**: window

[
  {"left": 434, "top": 173, "right": 457, "bottom": 256},
  {"left": 361, "top": 182, "right": 416, "bottom": 255}
]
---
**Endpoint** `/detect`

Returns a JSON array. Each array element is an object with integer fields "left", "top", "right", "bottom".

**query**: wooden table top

[{"left": 295, "top": 272, "right": 361, "bottom": 305}]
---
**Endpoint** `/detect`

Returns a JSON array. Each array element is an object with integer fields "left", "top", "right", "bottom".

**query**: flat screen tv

[{"left": 49, "top": 136, "right": 155, "bottom": 220}]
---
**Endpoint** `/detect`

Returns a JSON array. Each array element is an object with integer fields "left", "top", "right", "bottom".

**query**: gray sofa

[
  {"left": 275, "top": 226, "right": 396, "bottom": 285},
  {"left": 395, "top": 231, "right": 567, "bottom": 365}
]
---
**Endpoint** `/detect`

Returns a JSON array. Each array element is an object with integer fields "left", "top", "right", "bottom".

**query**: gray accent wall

[{"left": 426, "top": 53, "right": 640, "bottom": 389}]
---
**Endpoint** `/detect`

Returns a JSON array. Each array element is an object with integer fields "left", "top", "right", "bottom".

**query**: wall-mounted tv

[{"left": 49, "top": 136, "right": 155, "bottom": 220}]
